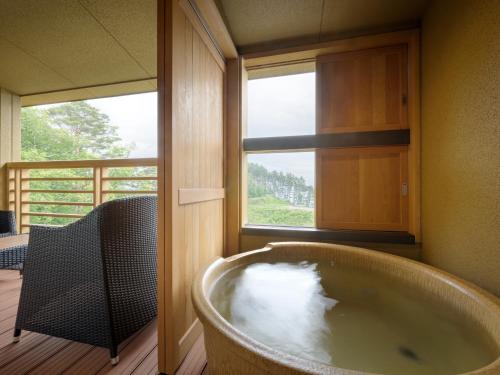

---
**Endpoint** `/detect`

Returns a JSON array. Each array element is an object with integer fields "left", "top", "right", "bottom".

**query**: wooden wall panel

[
  {"left": 158, "top": 1, "right": 225, "bottom": 373},
  {"left": 317, "top": 45, "right": 408, "bottom": 134},
  {"left": 316, "top": 146, "right": 408, "bottom": 231}
]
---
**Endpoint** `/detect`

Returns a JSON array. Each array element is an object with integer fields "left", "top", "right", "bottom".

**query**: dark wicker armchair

[
  {"left": 0, "top": 210, "right": 17, "bottom": 238},
  {"left": 14, "top": 196, "right": 157, "bottom": 364}
]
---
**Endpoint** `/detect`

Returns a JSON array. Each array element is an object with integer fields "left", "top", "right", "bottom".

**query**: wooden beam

[
  {"left": 156, "top": 0, "right": 170, "bottom": 373},
  {"left": 241, "top": 225, "right": 415, "bottom": 244},
  {"left": 7, "top": 158, "right": 157, "bottom": 169},
  {"left": 191, "top": 0, "right": 237, "bottom": 59},
  {"left": 225, "top": 58, "right": 243, "bottom": 256},
  {"left": 21, "top": 189, "right": 92, "bottom": 194},
  {"left": 243, "top": 28, "right": 420, "bottom": 70},
  {"left": 101, "top": 190, "right": 156, "bottom": 195},
  {"left": 239, "top": 23, "right": 420, "bottom": 57},
  {"left": 23, "top": 212, "right": 84, "bottom": 219},
  {"left": 21, "top": 201, "right": 94, "bottom": 206},
  {"left": 407, "top": 30, "right": 421, "bottom": 242},
  {"left": 102, "top": 176, "right": 157, "bottom": 181},
  {"left": 243, "top": 129, "right": 411, "bottom": 152},
  {"left": 21, "top": 177, "right": 93, "bottom": 181}
]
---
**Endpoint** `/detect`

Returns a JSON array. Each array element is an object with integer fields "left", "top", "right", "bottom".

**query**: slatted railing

[{"left": 7, "top": 158, "right": 157, "bottom": 233}]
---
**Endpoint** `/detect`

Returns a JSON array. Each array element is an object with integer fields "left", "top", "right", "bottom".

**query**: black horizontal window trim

[
  {"left": 242, "top": 225, "right": 415, "bottom": 244},
  {"left": 243, "top": 129, "right": 410, "bottom": 152}
]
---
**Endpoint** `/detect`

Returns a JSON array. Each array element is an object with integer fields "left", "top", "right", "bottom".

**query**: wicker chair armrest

[
  {"left": 22, "top": 210, "right": 104, "bottom": 301},
  {"left": 27, "top": 216, "right": 100, "bottom": 260}
]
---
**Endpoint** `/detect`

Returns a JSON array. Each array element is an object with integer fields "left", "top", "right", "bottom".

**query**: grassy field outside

[{"left": 247, "top": 195, "right": 314, "bottom": 227}]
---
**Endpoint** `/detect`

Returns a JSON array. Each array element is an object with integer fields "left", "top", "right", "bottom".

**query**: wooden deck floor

[{"left": 0, "top": 270, "right": 207, "bottom": 375}]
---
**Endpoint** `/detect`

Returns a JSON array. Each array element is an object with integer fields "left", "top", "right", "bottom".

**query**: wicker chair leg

[
  {"left": 13, "top": 328, "right": 21, "bottom": 343},
  {"left": 110, "top": 347, "right": 119, "bottom": 365}
]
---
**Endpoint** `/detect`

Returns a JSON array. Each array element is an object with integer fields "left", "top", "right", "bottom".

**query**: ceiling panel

[
  {"left": 321, "top": 0, "right": 429, "bottom": 35},
  {"left": 0, "top": 1, "right": 149, "bottom": 87},
  {"left": 80, "top": 0, "right": 157, "bottom": 76},
  {"left": 0, "top": 0, "right": 155, "bottom": 99},
  {"left": 0, "top": 37, "right": 73, "bottom": 95},
  {"left": 217, "top": 0, "right": 324, "bottom": 46},
  {"left": 217, "top": 0, "right": 430, "bottom": 49},
  {"left": 22, "top": 78, "right": 157, "bottom": 107}
]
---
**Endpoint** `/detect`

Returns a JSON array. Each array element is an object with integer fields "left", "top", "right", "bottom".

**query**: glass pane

[
  {"left": 246, "top": 152, "right": 315, "bottom": 227},
  {"left": 247, "top": 72, "right": 315, "bottom": 138}
]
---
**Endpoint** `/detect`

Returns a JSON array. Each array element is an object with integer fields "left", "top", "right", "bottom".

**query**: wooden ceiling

[
  {"left": 0, "top": 0, "right": 156, "bottom": 104},
  {"left": 215, "top": 0, "right": 430, "bottom": 52}
]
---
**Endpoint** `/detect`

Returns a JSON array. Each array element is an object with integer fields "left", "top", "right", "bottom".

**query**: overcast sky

[
  {"left": 34, "top": 73, "right": 315, "bottom": 185},
  {"left": 248, "top": 72, "right": 315, "bottom": 185},
  {"left": 88, "top": 92, "right": 157, "bottom": 158}
]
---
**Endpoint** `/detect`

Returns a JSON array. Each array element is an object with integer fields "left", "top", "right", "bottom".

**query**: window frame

[
  {"left": 228, "top": 29, "right": 421, "bottom": 248},
  {"left": 241, "top": 68, "right": 411, "bottom": 238}
]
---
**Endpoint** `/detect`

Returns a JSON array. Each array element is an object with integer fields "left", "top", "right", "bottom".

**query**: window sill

[{"left": 241, "top": 225, "right": 415, "bottom": 245}]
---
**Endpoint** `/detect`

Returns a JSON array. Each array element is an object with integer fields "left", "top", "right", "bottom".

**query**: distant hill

[{"left": 248, "top": 163, "right": 314, "bottom": 208}]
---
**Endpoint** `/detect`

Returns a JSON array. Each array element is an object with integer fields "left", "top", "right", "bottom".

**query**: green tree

[
  {"left": 21, "top": 107, "right": 78, "bottom": 161},
  {"left": 47, "top": 101, "right": 130, "bottom": 159},
  {"left": 20, "top": 102, "right": 150, "bottom": 226}
]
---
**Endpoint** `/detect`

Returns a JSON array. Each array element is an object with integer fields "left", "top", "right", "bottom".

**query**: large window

[
  {"left": 244, "top": 45, "right": 411, "bottom": 236},
  {"left": 246, "top": 72, "right": 316, "bottom": 227}
]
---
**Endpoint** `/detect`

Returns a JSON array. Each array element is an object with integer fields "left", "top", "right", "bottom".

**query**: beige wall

[
  {"left": 0, "top": 88, "right": 21, "bottom": 210},
  {"left": 421, "top": 0, "right": 500, "bottom": 296}
]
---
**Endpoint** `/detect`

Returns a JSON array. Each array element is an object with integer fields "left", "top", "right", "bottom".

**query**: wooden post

[
  {"left": 12, "top": 168, "right": 21, "bottom": 234},
  {"left": 0, "top": 88, "right": 21, "bottom": 211},
  {"left": 93, "top": 167, "right": 102, "bottom": 207},
  {"left": 224, "top": 58, "right": 246, "bottom": 257},
  {"left": 20, "top": 169, "right": 29, "bottom": 233}
]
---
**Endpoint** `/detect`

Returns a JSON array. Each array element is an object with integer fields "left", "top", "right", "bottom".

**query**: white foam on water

[{"left": 229, "top": 262, "right": 337, "bottom": 363}]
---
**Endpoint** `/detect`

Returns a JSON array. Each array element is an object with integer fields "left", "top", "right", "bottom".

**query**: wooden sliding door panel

[
  {"left": 317, "top": 45, "right": 408, "bottom": 133},
  {"left": 173, "top": 20, "right": 224, "bottom": 370},
  {"left": 316, "top": 147, "right": 408, "bottom": 231},
  {"left": 159, "top": 1, "right": 225, "bottom": 373}
]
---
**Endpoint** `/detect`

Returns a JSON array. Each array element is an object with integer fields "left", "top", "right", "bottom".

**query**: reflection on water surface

[{"left": 211, "top": 261, "right": 497, "bottom": 375}]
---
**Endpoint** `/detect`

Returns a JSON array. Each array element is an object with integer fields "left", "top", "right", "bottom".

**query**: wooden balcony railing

[{"left": 7, "top": 158, "right": 157, "bottom": 233}]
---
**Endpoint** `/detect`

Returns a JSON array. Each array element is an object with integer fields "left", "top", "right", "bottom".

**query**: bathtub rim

[{"left": 192, "top": 241, "right": 500, "bottom": 375}]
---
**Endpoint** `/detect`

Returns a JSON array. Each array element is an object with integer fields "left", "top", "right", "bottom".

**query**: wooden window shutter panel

[
  {"left": 315, "top": 45, "right": 409, "bottom": 231},
  {"left": 316, "top": 45, "right": 408, "bottom": 134},
  {"left": 316, "top": 146, "right": 409, "bottom": 231}
]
